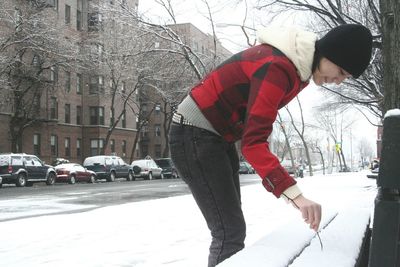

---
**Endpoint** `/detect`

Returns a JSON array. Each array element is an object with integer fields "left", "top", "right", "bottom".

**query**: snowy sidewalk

[
  {"left": 219, "top": 207, "right": 371, "bottom": 267},
  {"left": 0, "top": 171, "right": 376, "bottom": 267},
  {"left": 220, "top": 172, "right": 375, "bottom": 267}
]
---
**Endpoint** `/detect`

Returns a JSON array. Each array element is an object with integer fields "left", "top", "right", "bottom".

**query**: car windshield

[
  {"left": 0, "top": 155, "right": 9, "bottom": 166},
  {"left": 83, "top": 157, "right": 106, "bottom": 165},
  {"left": 155, "top": 159, "right": 170, "bottom": 167}
]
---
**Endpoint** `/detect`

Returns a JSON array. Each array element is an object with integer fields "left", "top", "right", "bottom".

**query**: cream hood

[{"left": 257, "top": 27, "right": 317, "bottom": 82}]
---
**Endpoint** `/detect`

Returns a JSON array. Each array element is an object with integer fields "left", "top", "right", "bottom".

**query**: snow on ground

[{"left": 0, "top": 171, "right": 377, "bottom": 267}]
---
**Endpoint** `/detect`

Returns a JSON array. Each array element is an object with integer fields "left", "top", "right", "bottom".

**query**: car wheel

[
  {"left": 46, "top": 172, "right": 56, "bottom": 185},
  {"left": 16, "top": 173, "right": 27, "bottom": 187},
  {"left": 127, "top": 171, "right": 133, "bottom": 181},
  {"left": 69, "top": 174, "right": 76, "bottom": 184},
  {"left": 148, "top": 172, "right": 153, "bottom": 180},
  {"left": 108, "top": 171, "right": 116, "bottom": 182},
  {"left": 89, "top": 174, "right": 96, "bottom": 183}
]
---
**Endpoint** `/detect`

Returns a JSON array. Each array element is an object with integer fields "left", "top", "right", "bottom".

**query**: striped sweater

[{"left": 180, "top": 27, "right": 317, "bottom": 198}]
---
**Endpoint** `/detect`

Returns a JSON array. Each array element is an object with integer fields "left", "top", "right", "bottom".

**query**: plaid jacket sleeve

[{"left": 241, "top": 59, "right": 298, "bottom": 198}]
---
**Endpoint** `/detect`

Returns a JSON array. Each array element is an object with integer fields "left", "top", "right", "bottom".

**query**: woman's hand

[{"left": 291, "top": 194, "right": 322, "bottom": 231}]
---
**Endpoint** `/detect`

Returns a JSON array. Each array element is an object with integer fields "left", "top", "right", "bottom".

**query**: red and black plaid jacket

[{"left": 190, "top": 44, "right": 309, "bottom": 197}]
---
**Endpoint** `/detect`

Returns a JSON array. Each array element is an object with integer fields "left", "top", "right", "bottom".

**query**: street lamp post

[{"left": 369, "top": 112, "right": 400, "bottom": 266}]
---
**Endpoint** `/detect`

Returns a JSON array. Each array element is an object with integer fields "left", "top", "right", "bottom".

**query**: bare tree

[
  {"left": 276, "top": 113, "right": 296, "bottom": 165},
  {"left": 285, "top": 97, "right": 314, "bottom": 176},
  {"left": 114, "top": 0, "right": 232, "bottom": 158},
  {"left": 380, "top": 0, "right": 400, "bottom": 112},
  {"left": 357, "top": 137, "right": 374, "bottom": 168},
  {"left": 315, "top": 106, "right": 354, "bottom": 171},
  {"left": 256, "top": 0, "right": 384, "bottom": 120},
  {"left": 0, "top": 1, "right": 81, "bottom": 152}
]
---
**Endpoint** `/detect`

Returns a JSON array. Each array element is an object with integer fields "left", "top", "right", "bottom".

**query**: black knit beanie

[{"left": 315, "top": 24, "right": 373, "bottom": 78}]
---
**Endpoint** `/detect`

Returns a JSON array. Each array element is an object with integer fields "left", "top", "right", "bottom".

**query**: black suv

[
  {"left": 0, "top": 153, "right": 57, "bottom": 187},
  {"left": 83, "top": 155, "right": 134, "bottom": 182},
  {"left": 154, "top": 158, "right": 179, "bottom": 178}
]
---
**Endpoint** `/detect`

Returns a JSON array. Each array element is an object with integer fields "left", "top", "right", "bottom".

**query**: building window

[
  {"left": 98, "top": 44, "right": 104, "bottom": 61},
  {"left": 141, "top": 125, "right": 148, "bottom": 138},
  {"left": 155, "top": 103, "right": 161, "bottom": 115},
  {"left": 33, "top": 94, "right": 40, "bottom": 115},
  {"left": 76, "top": 73, "right": 82, "bottom": 94},
  {"left": 88, "top": 12, "right": 102, "bottom": 31},
  {"left": 65, "top": 71, "right": 71, "bottom": 92},
  {"left": 65, "top": 5, "right": 71, "bottom": 24},
  {"left": 155, "top": 124, "right": 161, "bottom": 137},
  {"left": 90, "top": 107, "right": 104, "bottom": 125},
  {"left": 32, "top": 54, "right": 40, "bottom": 66},
  {"left": 76, "top": 105, "right": 82, "bottom": 125},
  {"left": 110, "top": 139, "right": 115, "bottom": 153},
  {"left": 46, "top": 0, "right": 58, "bottom": 10},
  {"left": 110, "top": 109, "right": 114, "bottom": 125},
  {"left": 142, "top": 103, "right": 147, "bottom": 113},
  {"left": 76, "top": 10, "right": 82, "bottom": 30},
  {"left": 122, "top": 140, "right": 126, "bottom": 157},
  {"left": 33, "top": 134, "right": 41, "bottom": 156},
  {"left": 141, "top": 144, "right": 148, "bottom": 157},
  {"left": 65, "top": 138, "right": 70, "bottom": 157},
  {"left": 51, "top": 135, "right": 58, "bottom": 157},
  {"left": 155, "top": 144, "right": 161, "bottom": 158},
  {"left": 64, "top": 104, "right": 70, "bottom": 123},
  {"left": 121, "top": 81, "right": 126, "bottom": 93},
  {"left": 77, "top": 138, "right": 81, "bottom": 157},
  {"left": 90, "top": 139, "right": 104, "bottom": 156},
  {"left": 50, "top": 97, "right": 58, "bottom": 119},
  {"left": 50, "top": 66, "right": 58, "bottom": 82},
  {"left": 89, "top": 75, "right": 104, "bottom": 94},
  {"left": 121, "top": 111, "right": 126, "bottom": 128}
]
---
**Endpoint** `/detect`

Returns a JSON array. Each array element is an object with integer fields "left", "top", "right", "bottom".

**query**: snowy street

[{"left": 0, "top": 171, "right": 377, "bottom": 267}]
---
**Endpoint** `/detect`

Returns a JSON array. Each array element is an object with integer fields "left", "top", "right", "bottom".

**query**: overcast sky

[{"left": 137, "top": 0, "right": 379, "bottom": 159}]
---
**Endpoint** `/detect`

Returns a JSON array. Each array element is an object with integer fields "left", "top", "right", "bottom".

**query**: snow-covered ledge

[
  {"left": 384, "top": 108, "right": 400, "bottom": 118},
  {"left": 218, "top": 208, "right": 370, "bottom": 267}
]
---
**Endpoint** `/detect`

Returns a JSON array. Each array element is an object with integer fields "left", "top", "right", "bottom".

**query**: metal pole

[{"left": 369, "top": 113, "right": 400, "bottom": 266}]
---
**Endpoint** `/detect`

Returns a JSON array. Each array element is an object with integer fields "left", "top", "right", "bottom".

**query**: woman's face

[{"left": 312, "top": 57, "right": 352, "bottom": 86}]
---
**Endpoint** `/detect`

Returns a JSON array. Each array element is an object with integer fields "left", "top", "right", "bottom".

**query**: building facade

[
  {"left": 0, "top": 1, "right": 232, "bottom": 164},
  {"left": 0, "top": 0, "right": 139, "bottom": 164}
]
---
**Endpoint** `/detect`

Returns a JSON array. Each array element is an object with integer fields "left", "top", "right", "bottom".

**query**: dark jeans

[{"left": 169, "top": 123, "right": 246, "bottom": 267}]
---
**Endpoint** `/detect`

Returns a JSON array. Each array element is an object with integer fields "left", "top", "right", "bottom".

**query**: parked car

[
  {"left": 280, "top": 159, "right": 299, "bottom": 177},
  {"left": 52, "top": 158, "right": 70, "bottom": 166},
  {"left": 0, "top": 153, "right": 56, "bottom": 187},
  {"left": 83, "top": 155, "right": 134, "bottom": 182},
  {"left": 239, "top": 161, "right": 255, "bottom": 174},
  {"left": 154, "top": 158, "right": 179, "bottom": 178},
  {"left": 131, "top": 157, "right": 163, "bottom": 180},
  {"left": 55, "top": 163, "right": 97, "bottom": 184}
]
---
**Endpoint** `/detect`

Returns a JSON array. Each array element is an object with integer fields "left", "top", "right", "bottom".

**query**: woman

[{"left": 169, "top": 24, "right": 372, "bottom": 267}]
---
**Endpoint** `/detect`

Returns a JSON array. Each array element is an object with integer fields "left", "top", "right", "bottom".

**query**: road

[{"left": 0, "top": 174, "right": 260, "bottom": 222}]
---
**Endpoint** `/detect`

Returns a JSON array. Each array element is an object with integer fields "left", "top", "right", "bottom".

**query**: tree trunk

[{"left": 381, "top": 0, "right": 400, "bottom": 112}]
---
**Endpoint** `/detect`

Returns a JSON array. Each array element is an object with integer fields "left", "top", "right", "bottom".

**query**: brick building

[
  {"left": 0, "top": 1, "right": 231, "bottom": 164},
  {"left": 0, "top": 0, "right": 139, "bottom": 164}
]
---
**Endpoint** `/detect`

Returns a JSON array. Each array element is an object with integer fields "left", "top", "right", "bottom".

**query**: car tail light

[{"left": 8, "top": 165, "right": 12, "bottom": 173}]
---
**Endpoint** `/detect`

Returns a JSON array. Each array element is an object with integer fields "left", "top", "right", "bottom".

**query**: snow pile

[
  {"left": 384, "top": 108, "right": 400, "bottom": 118},
  {"left": 0, "top": 171, "right": 376, "bottom": 267}
]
